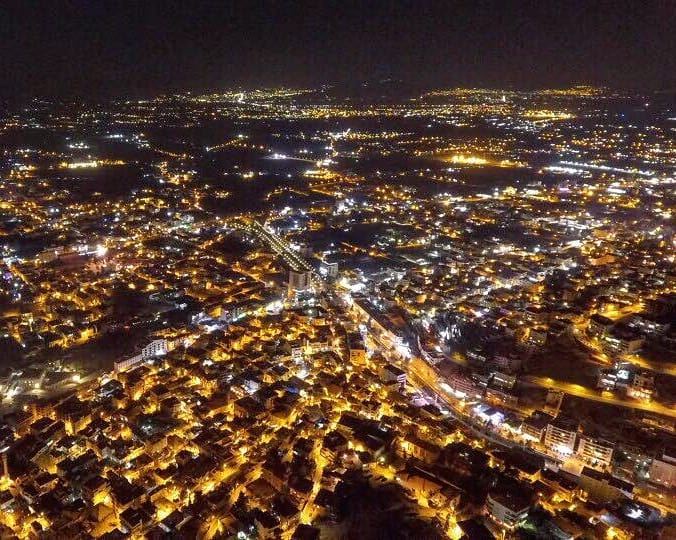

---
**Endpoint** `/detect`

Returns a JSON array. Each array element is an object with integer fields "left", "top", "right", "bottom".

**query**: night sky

[{"left": 1, "top": 0, "right": 674, "bottom": 98}]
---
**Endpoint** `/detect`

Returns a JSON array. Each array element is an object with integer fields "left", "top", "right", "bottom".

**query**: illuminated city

[{"left": 0, "top": 2, "right": 674, "bottom": 539}]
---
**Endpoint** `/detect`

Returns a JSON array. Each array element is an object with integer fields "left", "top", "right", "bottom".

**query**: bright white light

[
  {"left": 96, "top": 244, "right": 108, "bottom": 257},
  {"left": 396, "top": 343, "right": 411, "bottom": 358},
  {"left": 350, "top": 283, "right": 365, "bottom": 293},
  {"left": 626, "top": 507, "right": 643, "bottom": 519},
  {"left": 266, "top": 300, "right": 283, "bottom": 314}
]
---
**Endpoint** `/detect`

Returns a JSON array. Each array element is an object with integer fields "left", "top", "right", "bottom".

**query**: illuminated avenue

[{"left": 0, "top": 85, "right": 674, "bottom": 539}]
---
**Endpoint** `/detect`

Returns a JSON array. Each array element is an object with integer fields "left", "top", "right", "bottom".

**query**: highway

[
  {"left": 521, "top": 375, "right": 676, "bottom": 418},
  {"left": 228, "top": 218, "right": 314, "bottom": 274},
  {"left": 416, "top": 324, "right": 674, "bottom": 419},
  {"left": 622, "top": 353, "right": 676, "bottom": 378},
  {"left": 571, "top": 324, "right": 676, "bottom": 378}
]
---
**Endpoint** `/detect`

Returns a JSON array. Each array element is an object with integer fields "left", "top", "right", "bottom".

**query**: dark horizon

[{"left": 1, "top": 0, "right": 675, "bottom": 100}]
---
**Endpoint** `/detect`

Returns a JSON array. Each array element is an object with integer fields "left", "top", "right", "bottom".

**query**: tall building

[
  {"left": 288, "top": 269, "right": 312, "bottom": 293},
  {"left": 320, "top": 258, "right": 339, "bottom": 279}
]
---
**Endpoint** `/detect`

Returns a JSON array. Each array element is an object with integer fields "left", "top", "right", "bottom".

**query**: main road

[
  {"left": 521, "top": 375, "right": 676, "bottom": 418},
  {"left": 228, "top": 218, "right": 314, "bottom": 274}
]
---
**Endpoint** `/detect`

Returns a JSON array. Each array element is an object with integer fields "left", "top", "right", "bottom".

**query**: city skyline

[{"left": 0, "top": 83, "right": 674, "bottom": 539}]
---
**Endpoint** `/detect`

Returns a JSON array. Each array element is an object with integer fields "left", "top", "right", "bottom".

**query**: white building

[
  {"left": 114, "top": 338, "right": 172, "bottom": 372},
  {"left": 320, "top": 259, "right": 339, "bottom": 279},
  {"left": 601, "top": 327, "right": 644, "bottom": 357},
  {"left": 141, "top": 339, "right": 170, "bottom": 359},
  {"left": 628, "top": 315, "right": 670, "bottom": 337},
  {"left": 486, "top": 491, "right": 530, "bottom": 529},
  {"left": 544, "top": 417, "right": 579, "bottom": 456},
  {"left": 576, "top": 436, "right": 614, "bottom": 470},
  {"left": 379, "top": 363, "right": 407, "bottom": 386}
]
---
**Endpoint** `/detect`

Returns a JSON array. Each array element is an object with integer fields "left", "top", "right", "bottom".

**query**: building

[
  {"left": 626, "top": 370, "right": 654, "bottom": 400},
  {"left": 601, "top": 326, "right": 644, "bottom": 357},
  {"left": 542, "top": 390, "right": 564, "bottom": 417},
  {"left": 379, "top": 363, "right": 406, "bottom": 387},
  {"left": 351, "top": 297, "right": 408, "bottom": 353},
  {"left": 288, "top": 270, "right": 312, "bottom": 293},
  {"left": 576, "top": 436, "right": 614, "bottom": 470},
  {"left": 114, "top": 339, "right": 173, "bottom": 372},
  {"left": 646, "top": 294, "right": 676, "bottom": 317},
  {"left": 485, "top": 386, "right": 519, "bottom": 408},
  {"left": 544, "top": 417, "right": 579, "bottom": 456},
  {"left": 399, "top": 465, "right": 463, "bottom": 509},
  {"left": 649, "top": 449, "right": 676, "bottom": 488},
  {"left": 578, "top": 467, "right": 634, "bottom": 502},
  {"left": 493, "top": 354, "right": 522, "bottom": 374},
  {"left": 319, "top": 259, "right": 339, "bottom": 279},
  {"left": 491, "top": 372, "right": 516, "bottom": 391},
  {"left": 525, "top": 328, "right": 548, "bottom": 350},
  {"left": 486, "top": 489, "right": 531, "bottom": 529},
  {"left": 141, "top": 339, "right": 171, "bottom": 359},
  {"left": 458, "top": 520, "right": 495, "bottom": 540},
  {"left": 628, "top": 314, "right": 670, "bottom": 337},
  {"left": 588, "top": 314, "right": 613, "bottom": 337},
  {"left": 521, "top": 412, "right": 554, "bottom": 443},
  {"left": 397, "top": 434, "right": 441, "bottom": 463},
  {"left": 597, "top": 369, "right": 618, "bottom": 391},
  {"left": 346, "top": 332, "right": 366, "bottom": 364},
  {"left": 442, "top": 370, "right": 481, "bottom": 400}
]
